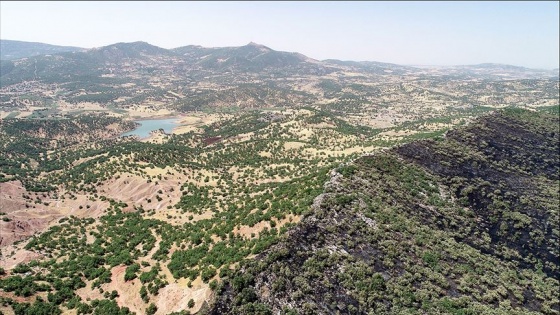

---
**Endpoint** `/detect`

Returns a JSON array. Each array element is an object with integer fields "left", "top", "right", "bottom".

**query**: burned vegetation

[{"left": 210, "top": 108, "right": 559, "bottom": 315}]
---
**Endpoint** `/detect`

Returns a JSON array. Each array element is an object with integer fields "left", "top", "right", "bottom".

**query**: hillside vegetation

[
  {"left": 209, "top": 108, "right": 559, "bottom": 315},
  {"left": 0, "top": 107, "right": 412, "bottom": 314},
  {"left": 0, "top": 39, "right": 558, "bottom": 315}
]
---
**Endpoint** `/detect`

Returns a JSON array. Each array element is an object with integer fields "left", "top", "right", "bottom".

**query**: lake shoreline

[
  {"left": 129, "top": 114, "right": 185, "bottom": 122},
  {"left": 120, "top": 117, "right": 183, "bottom": 139}
]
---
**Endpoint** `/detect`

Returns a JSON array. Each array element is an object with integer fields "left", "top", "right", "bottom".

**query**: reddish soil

[{"left": 203, "top": 137, "right": 222, "bottom": 145}]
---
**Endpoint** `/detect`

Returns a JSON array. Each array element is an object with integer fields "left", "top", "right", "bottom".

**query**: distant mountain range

[
  {"left": 1, "top": 39, "right": 558, "bottom": 112},
  {"left": 1, "top": 39, "right": 557, "bottom": 74},
  {"left": 0, "top": 40, "right": 85, "bottom": 60},
  {"left": 0, "top": 40, "right": 333, "bottom": 83}
]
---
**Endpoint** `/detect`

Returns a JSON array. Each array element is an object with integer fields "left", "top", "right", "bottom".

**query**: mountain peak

[{"left": 246, "top": 42, "right": 272, "bottom": 51}]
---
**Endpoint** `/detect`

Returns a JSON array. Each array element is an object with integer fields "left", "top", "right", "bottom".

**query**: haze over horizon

[{"left": 0, "top": 1, "right": 558, "bottom": 69}]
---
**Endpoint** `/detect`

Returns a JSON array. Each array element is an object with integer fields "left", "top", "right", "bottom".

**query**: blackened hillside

[{"left": 209, "top": 108, "right": 559, "bottom": 315}]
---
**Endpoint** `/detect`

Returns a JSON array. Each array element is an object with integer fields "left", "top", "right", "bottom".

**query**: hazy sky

[{"left": 1, "top": 1, "right": 558, "bottom": 69}]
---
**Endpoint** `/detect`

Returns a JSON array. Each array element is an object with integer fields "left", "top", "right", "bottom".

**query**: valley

[{"left": 0, "top": 40, "right": 558, "bottom": 314}]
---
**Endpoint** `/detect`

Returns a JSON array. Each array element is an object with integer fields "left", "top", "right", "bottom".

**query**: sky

[{"left": 1, "top": 1, "right": 558, "bottom": 69}]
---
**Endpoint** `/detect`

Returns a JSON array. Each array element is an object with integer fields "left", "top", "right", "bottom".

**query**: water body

[{"left": 121, "top": 118, "right": 180, "bottom": 139}]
